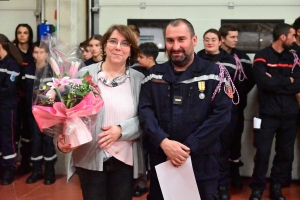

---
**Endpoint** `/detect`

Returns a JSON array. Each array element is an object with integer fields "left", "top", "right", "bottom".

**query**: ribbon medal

[
  {"left": 198, "top": 81, "right": 205, "bottom": 99},
  {"left": 225, "top": 82, "right": 233, "bottom": 99}
]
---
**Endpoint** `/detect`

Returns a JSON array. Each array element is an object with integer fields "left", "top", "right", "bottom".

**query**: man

[
  {"left": 219, "top": 25, "right": 255, "bottom": 191},
  {"left": 139, "top": 18, "right": 232, "bottom": 200},
  {"left": 249, "top": 23, "right": 300, "bottom": 200},
  {"left": 291, "top": 16, "right": 300, "bottom": 53}
]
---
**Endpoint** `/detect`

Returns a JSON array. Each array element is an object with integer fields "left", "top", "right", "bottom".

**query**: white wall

[
  {"left": 0, "top": 0, "right": 37, "bottom": 41},
  {"left": 99, "top": 0, "right": 300, "bottom": 179}
]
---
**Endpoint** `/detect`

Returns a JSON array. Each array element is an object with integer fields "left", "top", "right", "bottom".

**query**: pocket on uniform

[{"left": 253, "top": 117, "right": 262, "bottom": 129}]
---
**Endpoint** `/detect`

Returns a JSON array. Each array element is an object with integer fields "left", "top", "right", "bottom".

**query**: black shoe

[
  {"left": 18, "top": 162, "right": 32, "bottom": 175},
  {"left": 44, "top": 165, "right": 56, "bottom": 185},
  {"left": 1, "top": 169, "right": 14, "bottom": 185},
  {"left": 26, "top": 171, "right": 43, "bottom": 184},
  {"left": 270, "top": 183, "right": 286, "bottom": 200},
  {"left": 249, "top": 189, "right": 263, "bottom": 200},
  {"left": 230, "top": 161, "right": 243, "bottom": 189},
  {"left": 218, "top": 186, "right": 230, "bottom": 200},
  {"left": 133, "top": 185, "right": 148, "bottom": 197}
]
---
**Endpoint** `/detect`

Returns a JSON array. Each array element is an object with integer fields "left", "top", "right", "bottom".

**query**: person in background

[
  {"left": 84, "top": 34, "right": 102, "bottom": 66},
  {"left": 139, "top": 18, "right": 232, "bottom": 200},
  {"left": 219, "top": 24, "right": 255, "bottom": 190},
  {"left": 197, "top": 28, "right": 239, "bottom": 200},
  {"left": 132, "top": 42, "right": 159, "bottom": 197},
  {"left": 13, "top": 23, "right": 35, "bottom": 175},
  {"left": 291, "top": 16, "right": 300, "bottom": 54},
  {"left": 249, "top": 23, "right": 300, "bottom": 200},
  {"left": 128, "top": 25, "right": 140, "bottom": 43},
  {"left": 79, "top": 40, "right": 93, "bottom": 61},
  {"left": 25, "top": 41, "right": 57, "bottom": 185},
  {"left": 57, "top": 24, "right": 145, "bottom": 200},
  {"left": 0, "top": 34, "right": 22, "bottom": 185}
]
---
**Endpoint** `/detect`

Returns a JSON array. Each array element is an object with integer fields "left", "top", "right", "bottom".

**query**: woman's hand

[
  {"left": 97, "top": 125, "right": 122, "bottom": 149},
  {"left": 57, "top": 134, "right": 78, "bottom": 153}
]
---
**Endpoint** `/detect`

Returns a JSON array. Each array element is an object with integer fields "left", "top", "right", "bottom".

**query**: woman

[
  {"left": 13, "top": 23, "right": 35, "bottom": 174},
  {"left": 58, "top": 25, "right": 145, "bottom": 200},
  {"left": 0, "top": 34, "right": 22, "bottom": 185},
  {"left": 84, "top": 34, "right": 103, "bottom": 66},
  {"left": 197, "top": 29, "right": 239, "bottom": 200}
]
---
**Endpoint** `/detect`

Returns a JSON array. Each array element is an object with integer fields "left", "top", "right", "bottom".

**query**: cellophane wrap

[{"left": 32, "top": 34, "right": 104, "bottom": 148}]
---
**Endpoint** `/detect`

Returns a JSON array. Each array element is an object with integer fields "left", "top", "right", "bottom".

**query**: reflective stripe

[
  {"left": 31, "top": 156, "right": 43, "bottom": 161},
  {"left": 41, "top": 77, "right": 53, "bottom": 82},
  {"left": 3, "top": 153, "right": 17, "bottom": 160},
  {"left": 44, "top": 154, "right": 57, "bottom": 161},
  {"left": 180, "top": 74, "right": 226, "bottom": 84},
  {"left": 21, "top": 137, "right": 31, "bottom": 143},
  {"left": 142, "top": 74, "right": 163, "bottom": 84},
  {"left": 221, "top": 62, "right": 236, "bottom": 69},
  {"left": 25, "top": 74, "right": 36, "bottom": 80},
  {"left": 0, "top": 68, "right": 20, "bottom": 76},
  {"left": 240, "top": 59, "right": 252, "bottom": 64}
]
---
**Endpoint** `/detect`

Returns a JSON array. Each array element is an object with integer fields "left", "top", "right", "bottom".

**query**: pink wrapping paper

[{"left": 32, "top": 92, "right": 103, "bottom": 147}]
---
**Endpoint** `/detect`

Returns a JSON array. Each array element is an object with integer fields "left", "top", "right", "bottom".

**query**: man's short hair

[
  {"left": 293, "top": 16, "right": 300, "bottom": 32},
  {"left": 219, "top": 24, "right": 238, "bottom": 38},
  {"left": 273, "top": 23, "right": 294, "bottom": 41},
  {"left": 33, "top": 41, "right": 49, "bottom": 53},
  {"left": 139, "top": 42, "right": 159, "bottom": 60},
  {"left": 166, "top": 18, "right": 195, "bottom": 37}
]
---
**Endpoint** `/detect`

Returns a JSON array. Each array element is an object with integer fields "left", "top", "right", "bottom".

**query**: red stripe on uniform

[
  {"left": 267, "top": 63, "right": 293, "bottom": 68},
  {"left": 254, "top": 58, "right": 266, "bottom": 63},
  {"left": 10, "top": 110, "right": 17, "bottom": 169}
]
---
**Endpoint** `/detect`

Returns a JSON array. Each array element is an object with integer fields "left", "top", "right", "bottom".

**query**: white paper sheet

[{"left": 155, "top": 156, "right": 201, "bottom": 200}]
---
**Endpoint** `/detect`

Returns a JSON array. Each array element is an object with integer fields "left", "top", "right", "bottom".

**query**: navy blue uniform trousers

[{"left": 250, "top": 115, "right": 297, "bottom": 190}]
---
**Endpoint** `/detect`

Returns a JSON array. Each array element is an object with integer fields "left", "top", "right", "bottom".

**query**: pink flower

[
  {"left": 50, "top": 57, "right": 60, "bottom": 77},
  {"left": 47, "top": 77, "right": 70, "bottom": 90},
  {"left": 85, "top": 75, "right": 92, "bottom": 83},
  {"left": 69, "top": 61, "right": 81, "bottom": 78},
  {"left": 70, "top": 78, "right": 83, "bottom": 85}
]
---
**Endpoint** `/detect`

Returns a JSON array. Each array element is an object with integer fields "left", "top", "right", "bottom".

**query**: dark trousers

[
  {"left": 229, "top": 108, "right": 244, "bottom": 160},
  {"left": 218, "top": 108, "right": 237, "bottom": 187},
  {"left": 250, "top": 115, "right": 297, "bottom": 190},
  {"left": 30, "top": 116, "right": 57, "bottom": 167},
  {"left": 76, "top": 157, "right": 133, "bottom": 200},
  {"left": 0, "top": 108, "right": 18, "bottom": 170},
  {"left": 148, "top": 149, "right": 218, "bottom": 200},
  {"left": 16, "top": 101, "right": 32, "bottom": 164}
]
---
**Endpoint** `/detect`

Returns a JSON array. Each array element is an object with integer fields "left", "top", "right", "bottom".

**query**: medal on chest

[{"left": 198, "top": 81, "right": 205, "bottom": 99}]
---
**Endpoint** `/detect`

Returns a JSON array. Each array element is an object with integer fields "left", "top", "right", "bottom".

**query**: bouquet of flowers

[{"left": 32, "top": 35, "right": 104, "bottom": 148}]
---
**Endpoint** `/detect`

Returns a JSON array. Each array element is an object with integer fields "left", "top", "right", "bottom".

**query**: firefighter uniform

[
  {"left": 0, "top": 55, "right": 20, "bottom": 172},
  {"left": 250, "top": 45, "right": 300, "bottom": 190},
  {"left": 139, "top": 54, "right": 232, "bottom": 199}
]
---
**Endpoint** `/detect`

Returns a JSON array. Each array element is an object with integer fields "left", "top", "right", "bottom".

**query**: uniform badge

[
  {"left": 198, "top": 81, "right": 205, "bottom": 99},
  {"left": 10, "top": 74, "right": 17, "bottom": 82},
  {"left": 225, "top": 82, "right": 233, "bottom": 99}
]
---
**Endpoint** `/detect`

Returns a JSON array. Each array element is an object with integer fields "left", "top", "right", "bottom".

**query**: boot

[
  {"left": 44, "top": 164, "right": 56, "bottom": 185},
  {"left": 229, "top": 161, "right": 243, "bottom": 189},
  {"left": 18, "top": 160, "right": 32, "bottom": 175},
  {"left": 1, "top": 169, "right": 15, "bottom": 185},
  {"left": 26, "top": 165, "right": 43, "bottom": 184},
  {"left": 269, "top": 183, "right": 286, "bottom": 200},
  {"left": 249, "top": 189, "right": 263, "bottom": 200},
  {"left": 218, "top": 186, "right": 230, "bottom": 200}
]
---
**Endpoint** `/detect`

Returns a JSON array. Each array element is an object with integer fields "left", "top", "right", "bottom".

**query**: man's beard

[{"left": 169, "top": 49, "right": 190, "bottom": 68}]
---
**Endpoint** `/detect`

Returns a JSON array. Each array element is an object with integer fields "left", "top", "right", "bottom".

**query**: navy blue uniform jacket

[
  {"left": 253, "top": 45, "right": 300, "bottom": 117},
  {"left": 0, "top": 55, "right": 21, "bottom": 108},
  {"left": 139, "top": 54, "right": 232, "bottom": 180}
]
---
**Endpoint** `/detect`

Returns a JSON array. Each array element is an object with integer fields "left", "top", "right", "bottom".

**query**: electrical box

[{"left": 37, "top": 23, "right": 55, "bottom": 41}]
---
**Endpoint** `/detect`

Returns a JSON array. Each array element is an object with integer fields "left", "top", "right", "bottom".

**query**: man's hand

[
  {"left": 160, "top": 138, "right": 190, "bottom": 167},
  {"left": 97, "top": 125, "right": 122, "bottom": 149}
]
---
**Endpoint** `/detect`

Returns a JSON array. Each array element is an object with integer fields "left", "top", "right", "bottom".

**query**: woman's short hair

[{"left": 100, "top": 25, "right": 139, "bottom": 66}]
